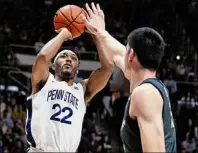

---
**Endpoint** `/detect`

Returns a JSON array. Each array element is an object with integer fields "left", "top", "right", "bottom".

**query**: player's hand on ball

[
  {"left": 55, "top": 28, "right": 73, "bottom": 40},
  {"left": 82, "top": 3, "right": 105, "bottom": 36}
]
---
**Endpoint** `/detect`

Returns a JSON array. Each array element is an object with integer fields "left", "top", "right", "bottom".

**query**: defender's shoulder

[
  {"left": 131, "top": 83, "right": 163, "bottom": 117},
  {"left": 132, "top": 83, "right": 160, "bottom": 100}
]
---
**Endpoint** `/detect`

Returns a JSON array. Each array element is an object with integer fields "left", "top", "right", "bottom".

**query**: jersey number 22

[{"left": 50, "top": 103, "right": 73, "bottom": 124}]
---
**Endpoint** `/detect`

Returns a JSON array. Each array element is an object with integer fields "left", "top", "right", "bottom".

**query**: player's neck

[
  {"left": 130, "top": 69, "right": 156, "bottom": 92},
  {"left": 55, "top": 76, "right": 74, "bottom": 86},
  {"left": 65, "top": 79, "right": 74, "bottom": 86}
]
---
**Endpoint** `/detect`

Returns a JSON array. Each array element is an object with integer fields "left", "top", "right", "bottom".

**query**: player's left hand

[
  {"left": 82, "top": 3, "right": 105, "bottom": 36},
  {"left": 55, "top": 28, "right": 73, "bottom": 40}
]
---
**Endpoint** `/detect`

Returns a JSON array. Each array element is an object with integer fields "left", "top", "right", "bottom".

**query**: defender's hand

[
  {"left": 55, "top": 28, "right": 73, "bottom": 40},
  {"left": 82, "top": 3, "right": 106, "bottom": 37}
]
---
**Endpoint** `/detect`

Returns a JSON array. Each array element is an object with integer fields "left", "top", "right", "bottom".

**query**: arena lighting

[
  {"left": 0, "top": 85, "right": 18, "bottom": 92},
  {"left": 176, "top": 55, "right": 180, "bottom": 60}
]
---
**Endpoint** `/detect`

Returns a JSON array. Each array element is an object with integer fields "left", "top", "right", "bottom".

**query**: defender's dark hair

[{"left": 127, "top": 27, "right": 165, "bottom": 71}]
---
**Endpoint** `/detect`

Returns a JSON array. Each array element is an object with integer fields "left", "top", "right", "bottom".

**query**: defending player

[
  {"left": 83, "top": 3, "right": 176, "bottom": 152},
  {"left": 25, "top": 28, "right": 113, "bottom": 152}
]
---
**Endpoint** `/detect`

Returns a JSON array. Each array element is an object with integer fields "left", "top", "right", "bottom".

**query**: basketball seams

[
  {"left": 59, "top": 9, "right": 82, "bottom": 34},
  {"left": 54, "top": 12, "right": 70, "bottom": 27},
  {"left": 70, "top": 6, "right": 84, "bottom": 24},
  {"left": 69, "top": 6, "right": 83, "bottom": 34},
  {"left": 59, "top": 10, "right": 72, "bottom": 24},
  {"left": 54, "top": 21, "right": 68, "bottom": 26}
]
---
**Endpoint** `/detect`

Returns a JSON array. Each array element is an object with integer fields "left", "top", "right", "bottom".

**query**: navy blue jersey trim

[{"left": 25, "top": 98, "right": 36, "bottom": 148}]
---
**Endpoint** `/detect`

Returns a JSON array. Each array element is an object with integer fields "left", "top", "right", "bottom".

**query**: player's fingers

[
  {"left": 100, "top": 10, "right": 105, "bottom": 20},
  {"left": 55, "top": 29, "right": 61, "bottom": 33},
  {"left": 85, "top": 29, "right": 90, "bottom": 34},
  {"left": 96, "top": 4, "right": 104, "bottom": 20},
  {"left": 55, "top": 28, "right": 73, "bottom": 40},
  {"left": 69, "top": 35, "right": 73, "bottom": 40},
  {"left": 86, "top": 13, "right": 91, "bottom": 22},
  {"left": 82, "top": 8, "right": 90, "bottom": 21},
  {"left": 81, "top": 13, "right": 97, "bottom": 34},
  {"left": 91, "top": 2, "right": 99, "bottom": 15},
  {"left": 96, "top": 3, "right": 101, "bottom": 11},
  {"left": 82, "top": 16, "right": 95, "bottom": 34},
  {"left": 85, "top": 3, "right": 94, "bottom": 17},
  {"left": 55, "top": 28, "right": 65, "bottom": 33},
  {"left": 85, "top": 22, "right": 98, "bottom": 34},
  {"left": 81, "top": 14, "right": 89, "bottom": 24},
  {"left": 81, "top": 16, "right": 94, "bottom": 32},
  {"left": 98, "top": 10, "right": 102, "bottom": 19}
]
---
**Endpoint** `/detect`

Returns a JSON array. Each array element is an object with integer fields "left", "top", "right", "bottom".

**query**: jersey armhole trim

[
  {"left": 141, "top": 82, "right": 165, "bottom": 118},
  {"left": 27, "top": 73, "right": 53, "bottom": 100}
]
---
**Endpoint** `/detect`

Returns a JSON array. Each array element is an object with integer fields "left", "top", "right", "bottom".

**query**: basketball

[{"left": 54, "top": 5, "right": 87, "bottom": 38}]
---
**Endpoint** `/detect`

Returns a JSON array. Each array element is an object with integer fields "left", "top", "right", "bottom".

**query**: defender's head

[
  {"left": 125, "top": 27, "right": 165, "bottom": 72},
  {"left": 53, "top": 50, "right": 79, "bottom": 81}
]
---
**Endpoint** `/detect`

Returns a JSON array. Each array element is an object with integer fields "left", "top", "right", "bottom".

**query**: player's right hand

[
  {"left": 82, "top": 3, "right": 107, "bottom": 38},
  {"left": 55, "top": 28, "right": 73, "bottom": 40}
]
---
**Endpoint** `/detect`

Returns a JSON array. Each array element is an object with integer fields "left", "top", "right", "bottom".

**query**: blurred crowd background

[{"left": 0, "top": 0, "right": 198, "bottom": 153}]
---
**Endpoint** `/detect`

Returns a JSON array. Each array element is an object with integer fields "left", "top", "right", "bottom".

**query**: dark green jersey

[{"left": 120, "top": 78, "right": 177, "bottom": 153}]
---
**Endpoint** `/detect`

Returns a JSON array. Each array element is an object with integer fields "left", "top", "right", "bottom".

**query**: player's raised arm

[
  {"left": 130, "top": 84, "right": 165, "bottom": 152},
  {"left": 82, "top": 3, "right": 130, "bottom": 80},
  {"left": 31, "top": 28, "right": 72, "bottom": 95},
  {"left": 81, "top": 33, "right": 114, "bottom": 103}
]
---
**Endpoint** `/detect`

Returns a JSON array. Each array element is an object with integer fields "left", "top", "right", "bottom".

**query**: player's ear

[
  {"left": 128, "top": 48, "right": 135, "bottom": 63},
  {"left": 51, "top": 63, "right": 56, "bottom": 71},
  {"left": 76, "top": 65, "right": 79, "bottom": 74},
  {"left": 76, "top": 62, "right": 80, "bottom": 74}
]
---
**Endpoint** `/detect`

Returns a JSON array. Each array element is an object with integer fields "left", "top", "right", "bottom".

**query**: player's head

[
  {"left": 125, "top": 27, "right": 165, "bottom": 72},
  {"left": 53, "top": 50, "right": 79, "bottom": 81}
]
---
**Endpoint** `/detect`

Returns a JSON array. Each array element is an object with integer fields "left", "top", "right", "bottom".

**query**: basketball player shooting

[
  {"left": 83, "top": 3, "right": 177, "bottom": 152},
  {"left": 25, "top": 26, "right": 113, "bottom": 151}
]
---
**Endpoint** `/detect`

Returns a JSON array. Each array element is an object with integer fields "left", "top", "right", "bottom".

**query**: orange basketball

[{"left": 54, "top": 5, "right": 87, "bottom": 38}]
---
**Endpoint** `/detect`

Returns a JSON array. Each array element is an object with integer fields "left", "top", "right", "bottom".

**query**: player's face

[{"left": 55, "top": 51, "right": 78, "bottom": 80}]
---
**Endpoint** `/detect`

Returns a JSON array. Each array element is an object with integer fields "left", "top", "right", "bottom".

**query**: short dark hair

[{"left": 127, "top": 27, "right": 165, "bottom": 71}]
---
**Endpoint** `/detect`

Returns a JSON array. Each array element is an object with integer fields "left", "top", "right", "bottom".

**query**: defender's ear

[
  {"left": 51, "top": 63, "right": 56, "bottom": 71},
  {"left": 128, "top": 48, "right": 135, "bottom": 63}
]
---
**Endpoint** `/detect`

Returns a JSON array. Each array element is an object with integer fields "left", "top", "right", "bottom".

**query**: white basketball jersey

[{"left": 25, "top": 73, "right": 86, "bottom": 152}]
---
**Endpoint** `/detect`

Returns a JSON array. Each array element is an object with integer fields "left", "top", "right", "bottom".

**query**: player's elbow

[
  {"left": 36, "top": 53, "right": 49, "bottom": 63},
  {"left": 32, "top": 54, "right": 49, "bottom": 72}
]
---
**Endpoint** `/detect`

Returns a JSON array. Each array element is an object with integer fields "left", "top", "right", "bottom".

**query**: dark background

[{"left": 0, "top": 0, "right": 198, "bottom": 153}]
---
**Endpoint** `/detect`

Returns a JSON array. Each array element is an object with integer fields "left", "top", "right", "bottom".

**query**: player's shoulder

[
  {"left": 132, "top": 83, "right": 160, "bottom": 100},
  {"left": 74, "top": 81, "right": 84, "bottom": 89},
  {"left": 131, "top": 83, "right": 163, "bottom": 112},
  {"left": 47, "top": 72, "right": 55, "bottom": 81}
]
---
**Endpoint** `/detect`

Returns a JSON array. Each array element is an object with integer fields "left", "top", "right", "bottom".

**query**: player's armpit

[
  {"left": 130, "top": 84, "right": 165, "bottom": 152},
  {"left": 81, "top": 66, "right": 113, "bottom": 104}
]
